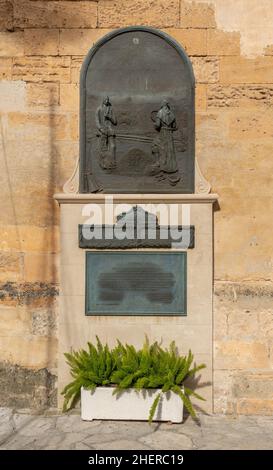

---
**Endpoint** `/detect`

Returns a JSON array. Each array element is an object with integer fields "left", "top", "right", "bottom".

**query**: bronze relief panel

[{"left": 80, "top": 27, "right": 195, "bottom": 193}]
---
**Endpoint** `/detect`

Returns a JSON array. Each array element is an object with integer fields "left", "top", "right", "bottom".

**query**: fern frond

[
  {"left": 171, "top": 384, "right": 196, "bottom": 418},
  {"left": 184, "top": 387, "right": 206, "bottom": 402},
  {"left": 148, "top": 392, "right": 161, "bottom": 424}
]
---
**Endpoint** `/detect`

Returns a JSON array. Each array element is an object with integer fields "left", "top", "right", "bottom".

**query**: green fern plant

[
  {"left": 62, "top": 336, "right": 118, "bottom": 412},
  {"left": 62, "top": 337, "right": 206, "bottom": 422}
]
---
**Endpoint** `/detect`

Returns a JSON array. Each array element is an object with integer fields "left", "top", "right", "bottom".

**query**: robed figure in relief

[
  {"left": 151, "top": 100, "right": 180, "bottom": 186},
  {"left": 96, "top": 96, "right": 117, "bottom": 171}
]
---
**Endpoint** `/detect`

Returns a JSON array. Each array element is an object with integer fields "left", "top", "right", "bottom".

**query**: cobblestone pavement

[{"left": 0, "top": 408, "right": 273, "bottom": 450}]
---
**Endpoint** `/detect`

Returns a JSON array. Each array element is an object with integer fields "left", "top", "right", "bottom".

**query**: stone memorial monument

[{"left": 55, "top": 27, "right": 218, "bottom": 412}]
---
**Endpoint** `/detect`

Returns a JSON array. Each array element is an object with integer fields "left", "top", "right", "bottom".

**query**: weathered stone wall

[{"left": 0, "top": 1, "right": 272, "bottom": 413}]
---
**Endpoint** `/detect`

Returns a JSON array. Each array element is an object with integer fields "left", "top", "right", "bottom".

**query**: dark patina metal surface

[{"left": 80, "top": 26, "right": 195, "bottom": 194}]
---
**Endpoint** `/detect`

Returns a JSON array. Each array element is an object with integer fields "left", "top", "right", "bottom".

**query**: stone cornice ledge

[{"left": 54, "top": 193, "right": 219, "bottom": 204}]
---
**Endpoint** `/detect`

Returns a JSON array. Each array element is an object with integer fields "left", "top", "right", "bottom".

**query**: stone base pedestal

[{"left": 54, "top": 193, "right": 218, "bottom": 413}]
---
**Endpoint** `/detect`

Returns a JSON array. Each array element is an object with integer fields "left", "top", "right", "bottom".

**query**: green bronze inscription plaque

[{"left": 85, "top": 251, "right": 187, "bottom": 316}]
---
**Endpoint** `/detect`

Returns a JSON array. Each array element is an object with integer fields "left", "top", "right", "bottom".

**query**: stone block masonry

[
  {"left": 13, "top": 1, "right": 98, "bottom": 29},
  {"left": 0, "top": 0, "right": 273, "bottom": 415}
]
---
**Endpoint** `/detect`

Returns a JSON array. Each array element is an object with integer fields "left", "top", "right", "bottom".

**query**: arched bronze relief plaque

[{"left": 80, "top": 27, "right": 195, "bottom": 193}]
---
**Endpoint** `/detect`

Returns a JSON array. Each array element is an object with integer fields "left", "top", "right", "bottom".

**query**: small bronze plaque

[
  {"left": 79, "top": 206, "right": 194, "bottom": 249},
  {"left": 85, "top": 252, "right": 187, "bottom": 316}
]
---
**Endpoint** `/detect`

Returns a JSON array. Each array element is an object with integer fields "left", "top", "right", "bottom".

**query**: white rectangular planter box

[{"left": 81, "top": 387, "right": 183, "bottom": 423}]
